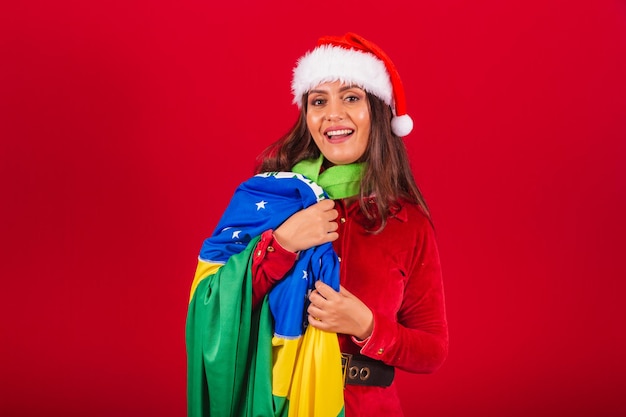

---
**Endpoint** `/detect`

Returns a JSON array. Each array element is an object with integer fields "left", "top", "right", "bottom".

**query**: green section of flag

[{"left": 186, "top": 236, "right": 275, "bottom": 417}]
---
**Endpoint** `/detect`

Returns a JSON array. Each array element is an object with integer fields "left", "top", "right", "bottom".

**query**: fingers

[
  {"left": 324, "top": 231, "right": 339, "bottom": 244},
  {"left": 338, "top": 285, "right": 353, "bottom": 297},
  {"left": 309, "top": 281, "right": 340, "bottom": 313},
  {"left": 313, "top": 280, "right": 334, "bottom": 299},
  {"left": 309, "top": 282, "right": 374, "bottom": 338},
  {"left": 308, "top": 290, "right": 325, "bottom": 310},
  {"left": 305, "top": 202, "right": 339, "bottom": 244},
  {"left": 307, "top": 300, "right": 327, "bottom": 328},
  {"left": 308, "top": 282, "right": 331, "bottom": 315},
  {"left": 316, "top": 199, "right": 338, "bottom": 221},
  {"left": 308, "top": 313, "right": 324, "bottom": 327},
  {"left": 316, "top": 200, "right": 339, "bottom": 239},
  {"left": 273, "top": 199, "right": 340, "bottom": 252},
  {"left": 316, "top": 198, "right": 336, "bottom": 211}
]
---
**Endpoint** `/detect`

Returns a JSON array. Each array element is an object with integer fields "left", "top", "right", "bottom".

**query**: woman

[{"left": 188, "top": 32, "right": 448, "bottom": 417}]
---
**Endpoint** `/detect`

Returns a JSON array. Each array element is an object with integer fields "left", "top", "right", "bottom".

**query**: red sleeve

[
  {"left": 251, "top": 230, "right": 298, "bottom": 309},
  {"left": 358, "top": 215, "right": 448, "bottom": 374}
]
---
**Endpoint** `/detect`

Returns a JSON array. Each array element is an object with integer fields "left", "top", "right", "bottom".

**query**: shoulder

[
  {"left": 392, "top": 198, "right": 433, "bottom": 230},
  {"left": 393, "top": 200, "right": 441, "bottom": 270},
  {"left": 388, "top": 199, "right": 439, "bottom": 250}
]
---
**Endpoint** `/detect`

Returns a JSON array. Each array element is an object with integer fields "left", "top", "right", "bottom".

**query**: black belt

[{"left": 341, "top": 353, "right": 395, "bottom": 387}]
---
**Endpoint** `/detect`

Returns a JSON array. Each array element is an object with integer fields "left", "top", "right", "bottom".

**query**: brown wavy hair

[{"left": 255, "top": 93, "right": 430, "bottom": 232}]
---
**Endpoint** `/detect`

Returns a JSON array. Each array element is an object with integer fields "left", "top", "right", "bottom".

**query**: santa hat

[{"left": 291, "top": 32, "right": 413, "bottom": 137}]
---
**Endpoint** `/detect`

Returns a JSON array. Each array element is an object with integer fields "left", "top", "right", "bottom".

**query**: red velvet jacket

[{"left": 252, "top": 198, "right": 448, "bottom": 416}]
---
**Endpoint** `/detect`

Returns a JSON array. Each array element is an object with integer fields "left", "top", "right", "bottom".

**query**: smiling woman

[{"left": 186, "top": 32, "right": 448, "bottom": 417}]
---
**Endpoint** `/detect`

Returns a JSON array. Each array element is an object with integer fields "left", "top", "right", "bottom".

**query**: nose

[{"left": 325, "top": 98, "right": 344, "bottom": 121}]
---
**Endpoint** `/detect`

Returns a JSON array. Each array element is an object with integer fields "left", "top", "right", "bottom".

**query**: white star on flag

[
  {"left": 255, "top": 200, "right": 268, "bottom": 210},
  {"left": 232, "top": 230, "right": 241, "bottom": 239},
  {"left": 302, "top": 270, "right": 308, "bottom": 280}
]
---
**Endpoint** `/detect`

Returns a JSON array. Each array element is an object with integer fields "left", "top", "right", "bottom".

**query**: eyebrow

[{"left": 308, "top": 84, "right": 363, "bottom": 94}]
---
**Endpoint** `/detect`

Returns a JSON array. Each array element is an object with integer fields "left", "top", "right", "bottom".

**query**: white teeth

[{"left": 326, "top": 129, "right": 353, "bottom": 137}]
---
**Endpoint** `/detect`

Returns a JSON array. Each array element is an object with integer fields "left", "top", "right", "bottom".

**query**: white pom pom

[{"left": 391, "top": 114, "right": 413, "bottom": 137}]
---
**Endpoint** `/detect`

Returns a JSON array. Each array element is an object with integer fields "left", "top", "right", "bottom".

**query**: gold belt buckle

[{"left": 340, "top": 353, "right": 352, "bottom": 388}]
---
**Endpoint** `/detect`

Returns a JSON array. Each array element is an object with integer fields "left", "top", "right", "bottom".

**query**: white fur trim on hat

[{"left": 291, "top": 45, "right": 393, "bottom": 108}]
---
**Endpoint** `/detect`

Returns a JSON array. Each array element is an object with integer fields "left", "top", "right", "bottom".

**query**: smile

[{"left": 326, "top": 129, "right": 354, "bottom": 138}]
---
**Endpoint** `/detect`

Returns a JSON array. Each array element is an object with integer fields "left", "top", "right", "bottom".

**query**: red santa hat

[{"left": 291, "top": 32, "right": 413, "bottom": 137}]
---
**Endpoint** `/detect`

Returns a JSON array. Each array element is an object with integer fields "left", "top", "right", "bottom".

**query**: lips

[{"left": 325, "top": 127, "right": 355, "bottom": 142}]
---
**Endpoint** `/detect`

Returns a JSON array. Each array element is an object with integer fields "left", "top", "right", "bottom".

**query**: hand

[
  {"left": 273, "top": 199, "right": 339, "bottom": 252},
  {"left": 307, "top": 281, "right": 374, "bottom": 340}
]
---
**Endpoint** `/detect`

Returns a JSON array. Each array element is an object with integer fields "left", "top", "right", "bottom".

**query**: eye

[
  {"left": 343, "top": 87, "right": 365, "bottom": 102},
  {"left": 310, "top": 97, "right": 326, "bottom": 106}
]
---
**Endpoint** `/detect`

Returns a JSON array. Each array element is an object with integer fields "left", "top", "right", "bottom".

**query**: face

[{"left": 306, "top": 81, "right": 371, "bottom": 166}]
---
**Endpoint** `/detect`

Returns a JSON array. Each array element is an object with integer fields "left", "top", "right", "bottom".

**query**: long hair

[{"left": 255, "top": 93, "right": 430, "bottom": 232}]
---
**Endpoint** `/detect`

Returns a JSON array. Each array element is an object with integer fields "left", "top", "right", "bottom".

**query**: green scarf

[{"left": 292, "top": 154, "right": 365, "bottom": 199}]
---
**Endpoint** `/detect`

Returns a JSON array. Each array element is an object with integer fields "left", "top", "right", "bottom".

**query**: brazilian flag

[{"left": 186, "top": 172, "right": 345, "bottom": 416}]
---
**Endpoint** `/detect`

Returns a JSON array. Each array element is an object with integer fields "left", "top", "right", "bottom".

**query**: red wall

[{"left": 2, "top": 1, "right": 626, "bottom": 416}]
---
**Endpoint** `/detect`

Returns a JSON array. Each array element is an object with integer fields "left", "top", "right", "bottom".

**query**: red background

[{"left": 2, "top": 1, "right": 626, "bottom": 416}]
